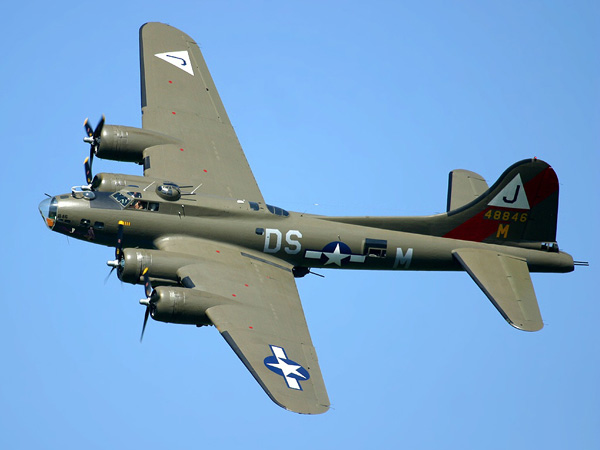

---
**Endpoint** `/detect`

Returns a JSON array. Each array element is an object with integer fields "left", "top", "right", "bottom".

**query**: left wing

[
  {"left": 139, "top": 22, "right": 264, "bottom": 202},
  {"left": 155, "top": 236, "right": 330, "bottom": 414}
]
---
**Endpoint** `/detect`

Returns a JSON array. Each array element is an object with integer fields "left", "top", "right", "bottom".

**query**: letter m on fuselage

[{"left": 394, "top": 248, "right": 413, "bottom": 269}]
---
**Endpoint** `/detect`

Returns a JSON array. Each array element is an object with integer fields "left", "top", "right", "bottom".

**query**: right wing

[
  {"left": 453, "top": 248, "right": 543, "bottom": 331},
  {"left": 139, "top": 22, "right": 264, "bottom": 202},
  {"left": 155, "top": 236, "right": 330, "bottom": 414}
]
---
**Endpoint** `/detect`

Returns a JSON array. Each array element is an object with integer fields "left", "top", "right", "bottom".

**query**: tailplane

[{"left": 453, "top": 248, "right": 543, "bottom": 331}]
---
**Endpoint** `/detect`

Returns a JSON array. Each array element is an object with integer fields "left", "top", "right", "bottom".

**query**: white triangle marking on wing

[{"left": 155, "top": 51, "right": 194, "bottom": 76}]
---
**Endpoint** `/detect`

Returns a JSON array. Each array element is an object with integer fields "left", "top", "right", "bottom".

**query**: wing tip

[
  {"left": 508, "top": 319, "right": 544, "bottom": 332},
  {"left": 283, "top": 403, "right": 330, "bottom": 415}
]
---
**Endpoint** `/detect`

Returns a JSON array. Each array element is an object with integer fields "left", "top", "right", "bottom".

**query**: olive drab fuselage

[{"left": 40, "top": 177, "right": 573, "bottom": 286}]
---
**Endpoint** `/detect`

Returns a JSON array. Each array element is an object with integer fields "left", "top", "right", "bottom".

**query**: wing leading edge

[
  {"left": 139, "top": 22, "right": 264, "bottom": 202},
  {"left": 155, "top": 236, "right": 330, "bottom": 414}
]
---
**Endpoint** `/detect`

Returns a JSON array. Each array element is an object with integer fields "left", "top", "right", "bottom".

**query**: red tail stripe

[
  {"left": 526, "top": 166, "right": 559, "bottom": 208},
  {"left": 443, "top": 166, "right": 558, "bottom": 242}
]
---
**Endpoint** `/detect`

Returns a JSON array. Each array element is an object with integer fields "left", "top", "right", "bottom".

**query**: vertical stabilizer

[
  {"left": 444, "top": 159, "right": 559, "bottom": 245},
  {"left": 447, "top": 169, "right": 489, "bottom": 212}
]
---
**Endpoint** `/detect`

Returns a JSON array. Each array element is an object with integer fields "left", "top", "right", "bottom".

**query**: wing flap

[{"left": 452, "top": 248, "right": 543, "bottom": 331}]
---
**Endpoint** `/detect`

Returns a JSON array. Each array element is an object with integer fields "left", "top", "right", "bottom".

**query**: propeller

[
  {"left": 106, "top": 221, "right": 125, "bottom": 277},
  {"left": 83, "top": 115, "right": 105, "bottom": 185},
  {"left": 139, "top": 267, "right": 156, "bottom": 342}
]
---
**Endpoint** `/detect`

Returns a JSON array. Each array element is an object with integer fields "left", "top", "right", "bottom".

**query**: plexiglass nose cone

[{"left": 39, "top": 197, "right": 54, "bottom": 228}]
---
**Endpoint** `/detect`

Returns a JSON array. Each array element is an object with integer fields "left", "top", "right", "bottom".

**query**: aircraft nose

[{"left": 38, "top": 197, "right": 56, "bottom": 229}]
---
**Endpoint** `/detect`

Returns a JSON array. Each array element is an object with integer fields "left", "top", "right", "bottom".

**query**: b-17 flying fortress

[{"left": 39, "top": 23, "right": 581, "bottom": 414}]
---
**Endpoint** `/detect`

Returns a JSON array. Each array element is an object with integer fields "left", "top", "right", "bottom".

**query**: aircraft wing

[
  {"left": 139, "top": 22, "right": 264, "bottom": 203},
  {"left": 155, "top": 236, "right": 330, "bottom": 414}
]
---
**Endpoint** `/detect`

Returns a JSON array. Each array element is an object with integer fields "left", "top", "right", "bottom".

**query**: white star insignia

[
  {"left": 267, "top": 359, "right": 306, "bottom": 380},
  {"left": 322, "top": 243, "right": 350, "bottom": 266}
]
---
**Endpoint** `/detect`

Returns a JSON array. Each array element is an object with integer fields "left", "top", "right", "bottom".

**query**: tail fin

[
  {"left": 443, "top": 158, "right": 559, "bottom": 245},
  {"left": 447, "top": 169, "right": 489, "bottom": 212}
]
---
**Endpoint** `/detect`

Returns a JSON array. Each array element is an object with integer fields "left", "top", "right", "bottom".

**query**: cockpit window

[
  {"left": 266, "top": 204, "right": 289, "bottom": 217},
  {"left": 127, "top": 200, "right": 160, "bottom": 211},
  {"left": 130, "top": 200, "right": 148, "bottom": 210},
  {"left": 110, "top": 192, "right": 132, "bottom": 208}
]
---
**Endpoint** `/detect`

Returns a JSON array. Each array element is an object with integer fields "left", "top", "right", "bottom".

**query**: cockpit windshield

[
  {"left": 109, "top": 191, "right": 160, "bottom": 211},
  {"left": 110, "top": 191, "right": 132, "bottom": 208}
]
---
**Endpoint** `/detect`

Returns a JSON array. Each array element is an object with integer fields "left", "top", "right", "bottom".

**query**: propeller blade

[
  {"left": 82, "top": 115, "right": 105, "bottom": 187},
  {"left": 140, "top": 267, "right": 153, "bottom": 342},
  {"left": 104, "top": 266, "right": 116, "bottom": 284},
  {"left": 140, "top": 306, "right": 150, "bottom": 343},
  {"left": 106, "top": 221, "right": 125, "bottom": 277},
  {"left": 94, "top": 115, "right": 105, "bottom": 139},
  {"left": 83, "top": 117, "right": 94, "bottom": 138},
  {"left": 84, "top": 157, "right": 93, "bottom": 185},
  {"left": 142, "top": 267, "right": 152, "bottom": 298},
  {"left": 115, "top": 221, "right": 124, "bottom": 262}
]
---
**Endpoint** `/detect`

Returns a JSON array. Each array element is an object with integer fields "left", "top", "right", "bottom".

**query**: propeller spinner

[{"left": 83, "top": 115, "right": 105, "bottom": 186}]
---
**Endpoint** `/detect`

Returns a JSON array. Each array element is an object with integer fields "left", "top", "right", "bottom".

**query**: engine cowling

[
  {"left": 91, "top": 172, "right": 152, "bottom": 192},
  {"left": 150, "top": 287, "right": 231, "bottom": 326},
  {"left": 119, "top": 249, "right": 199, "bottom": 285},
  {"left": 96, "top": 125, "right": 180, "bottom": 163}
]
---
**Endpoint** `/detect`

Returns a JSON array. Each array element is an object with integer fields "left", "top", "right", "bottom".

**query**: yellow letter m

[{"left": 496, "top": 223, "right": 510, "bottom": 239}]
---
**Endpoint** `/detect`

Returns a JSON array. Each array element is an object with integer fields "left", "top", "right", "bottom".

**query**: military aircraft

[{"left": 39, "top": 22, "right": 580, "bottom": 415}]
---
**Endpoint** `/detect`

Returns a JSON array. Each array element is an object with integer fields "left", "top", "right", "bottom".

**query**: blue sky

[{"left": 1, "top": 1, "right": 598, "bottom": 449}]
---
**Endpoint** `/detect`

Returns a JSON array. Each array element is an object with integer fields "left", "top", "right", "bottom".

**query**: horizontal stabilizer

[
  {"left": 447, "top": 169, "right": 489, "bottom": 212},
  {"left": 452, "top": 248, "right": 543, "bottom": 331}
]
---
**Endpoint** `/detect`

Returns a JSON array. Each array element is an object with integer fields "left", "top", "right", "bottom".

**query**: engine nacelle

[
  {"left": 91, "top": 172, "right": 153, "bottom": 192},
  {"left": 119, "top": 249, "right": 199, "bottom": 285},
  {"left": 96, "top": 125, "right": 180, "bottom": 163},
  {"left": 150, "top": 287, "right": 231, "bottom": 326}
]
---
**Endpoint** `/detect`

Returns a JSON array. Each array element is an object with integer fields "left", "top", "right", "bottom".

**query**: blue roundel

[
  {"left": 264, "top": 345, "right": 310, "bottom": 390},
  {"left": 322, "top": 241, "right": 351, "bottom": 254},
  {"left": 319, "top": 241, "right": 353, "bottom": 266}
]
